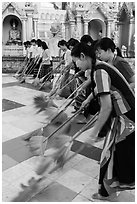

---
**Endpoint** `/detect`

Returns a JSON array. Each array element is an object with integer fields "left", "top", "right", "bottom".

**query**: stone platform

[{"left": 2, "top": 74, "right": 135, "bottom": 202}]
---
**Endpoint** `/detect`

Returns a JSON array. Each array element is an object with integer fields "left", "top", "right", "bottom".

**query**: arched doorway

[
  {"left": 88, "top": 19, "right": 106, "bottom": 40},
  {"left": 118, "top": 9, "right": 130, "bottom": 49},
  {"left": 3, "top": 15, "right": 22, "bottom": 45}
]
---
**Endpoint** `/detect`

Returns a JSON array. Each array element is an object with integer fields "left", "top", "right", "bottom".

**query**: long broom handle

[
  {"left": 35, "top": 81, "right": 87, "bottom": 137},
  {"left": 49, "top": 70, "right": 85, "bottom": 100},
  {"left": 50, "top": 62, "right": 74, "bottom": 93},
  {"left": 24, "top": 61, "right": 37, "bottom": 76},
  {"left": 40, "top": 61, "right": 63, "bottom": 83},
  {"left": 38, "top": 83, "right": 84, "bottom": 133},
  {"left": 48, "top": 75, "right": 75, "bottom": 100},
  {"left": 58, "top": 80, "right": 87, "bottom": 108},
  {"left": 23, "top": 57, "right": 40, "bottom": 77},
  {"left": 70, "top": 112, "right": 98, "bottom": 142},
  {"left": 49, "top": 80, "right": 87, "bottom": 115},
  {"left": 22, "top": 59, "right": 35, "bottom": 75},
  {"left": 34, "top": 62, "right": 43, "bottom": 79},
  {"left": 48, "top": 112, "right": 99, "bottom": 174},
  {"left": 42, "top": 109, "right": 82, "bottom": 143}
]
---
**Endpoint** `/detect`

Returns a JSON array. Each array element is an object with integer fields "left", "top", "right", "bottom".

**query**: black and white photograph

[{"left": 2, "top": 1, "right": 135, "bottom": 202}]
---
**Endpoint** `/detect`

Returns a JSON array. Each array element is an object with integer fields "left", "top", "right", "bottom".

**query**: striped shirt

[{"left": 94, "top": 69, "right": 130, "bottom": 116}]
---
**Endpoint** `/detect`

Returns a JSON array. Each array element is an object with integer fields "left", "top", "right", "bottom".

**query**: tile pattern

[
  {"left": 2, "top": 74, "right": 135, "bottom": 202},
  {"left": 2, "top": 99, "right": 25, "bottom": 112}
]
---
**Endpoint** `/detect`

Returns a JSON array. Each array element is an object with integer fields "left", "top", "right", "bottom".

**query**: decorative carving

[
  {"left": 50, "top": 21, "right": 62, "bottom": 38},
  {"left": 2, "top": 2, "right": 25, "bottom": 16},
  {"left": 117, "top": 2, "right": 131, "bottom": 20},
  {"left": 25, "top": 2, "right": 33, "bottom": 7},
  {"left": 65, "top": 4, "right": 76, "bottom": 21}
]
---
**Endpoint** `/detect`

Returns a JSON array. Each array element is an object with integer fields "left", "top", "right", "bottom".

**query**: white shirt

[
  {"left": 27, "top": 47, "right": 31, "bottom": 58},
  {"left": 29, "top": 45, "right": 38, "bottom": 58},
  {"left": 64, "top": 49, "right": 72, "bottom": 66},
  {"left": 35, "top": 46, "right": 43, "bottom": 58},
  {"left": 42, "top": 49, "right": 51, "bottom": 65}
]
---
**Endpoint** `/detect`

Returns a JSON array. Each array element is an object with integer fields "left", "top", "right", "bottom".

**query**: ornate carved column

[
  {"left": 27, "top": 13, "right": 33, "bottom": 40},
  {"left": 25, "top": 6, "right": 34, "bottom": 40},
  {"left": 22, "top": 17, "right": 27, "bottom": 42},
  {"left": 117, "top": 21, "right": 124, "bottom": 48},
  {"left": 64, "top": 22, "right": 70, "bottom": 41},
  {"left": 21, "top": 17, "right": 27, "bottom": 56},
  {"left": 61, "top": 23, "right": 66, "bottom": 39},
  {"left": 76, "top": 14, "right": 82, "bottom": 39},
  {"left": 107, "top": 19, "right": 113, "bottom": 38},
  {"left": 33, "top": 19, "right": 38, "bottom": 39},
  {"left": 128, "top": 17, "right": 135, "bottom": 57},
  {"left": 69, "top": 20, "right": 75, "bottom": 38},
  {"left": 83, "top": 18, "right": 89, "bottom": 35}
]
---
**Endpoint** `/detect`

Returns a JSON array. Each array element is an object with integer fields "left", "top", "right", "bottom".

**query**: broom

[
  {"left": 33, "top": 80, "right": 86, "bottom": 116},
  {"left": 11, "top": 112, "right": 98, "bottom": 202},
  {"left": 27, "top": 109, "right": 82, "bottom": 156},
  {"left": 24, "top": 81, "right": 86, "bottom": 141},
  {"left": 40, "top": 62, "right": 74, "bottom": 93},
  {"left": 38, "top": 62, "right": 64, "bottom": 90},
  {"left": 32, "top": 63, "right": 43, "bottom": 86},
  {"left": 36, "top": 111, "right": 99, "bottom": 175},
  {"left": 19, "top": 58, "right": 39, "bottom": 83}
]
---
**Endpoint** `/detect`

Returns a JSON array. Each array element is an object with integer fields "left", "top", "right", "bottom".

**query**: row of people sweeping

[
  {"left": 48, "top": 35, "right": 135, "bottom": 119},
  {"left": 14, "top": 39, "right": 53, "bottom": 85},
  {"left": 46, "top": 36, "right": 135, "bottom": 200},
  {"left": 30, "top": 36, "right": 135, "bottom": 201}
]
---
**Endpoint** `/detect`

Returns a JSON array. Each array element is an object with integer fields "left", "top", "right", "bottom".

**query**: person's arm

[
  {"left": 91, "top": 94, "right": 112, "bottom": 135},
  {"left": 79, "top": 68, "right": 112, "bottom": 144},
  {"left": 81, "top": 87, "right": 97, "bottom": 109},
  {"left": 77, "top": 78, "right": 91, "bottom": 95}
]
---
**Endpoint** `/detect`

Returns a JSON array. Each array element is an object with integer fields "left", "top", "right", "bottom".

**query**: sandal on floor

[{"left": 92, "top": 193, "right": 110, "bottom": 200}]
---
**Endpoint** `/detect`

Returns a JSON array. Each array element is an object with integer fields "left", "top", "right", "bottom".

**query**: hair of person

[
  {"left": 36, "top": 39, "right": 42, "bottom": 47},
  {"left": 27, "top": 41, "right": 31, "bottom": 45},
  {"left": 116, "top": 47, "right": 123, "bottom": 57},
  {"left": 80, "top": 35, "right": 94, "bottom": 44},
  {"left": 31, "top": 39, "right": 36, "bottom": 43},
  {"left": 67, "top": 38, "right": 79, "bottom": 48},
  {"left": 95, "top": 37, "right": 116, "bottom": 52},
  {"left": 23, "top": 41, "right": 27, "bottom": 46},
  {"left": 71, "top": 42, "right": 96, "bottom": 95},
  {"left": 58, "top": 39, "right": 67, "bottom": 47},
  {"left": 41, "top": 41, "right": 48, "bottom": 50},
  {"left": 92, "top": 40, "right": 99, "bottom": 51}
]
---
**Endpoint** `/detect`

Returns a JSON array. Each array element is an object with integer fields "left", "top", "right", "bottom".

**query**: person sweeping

[{"left": 71, "top": 42, "right": 135, "bottom": 201}]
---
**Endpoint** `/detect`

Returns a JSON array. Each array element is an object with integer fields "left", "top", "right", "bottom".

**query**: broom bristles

[
  {"left": 33, "top": 95, "right": 58, "bottom": 113},
  {"left": 33, "top": 95, "right": 50, "bottom": 113}
]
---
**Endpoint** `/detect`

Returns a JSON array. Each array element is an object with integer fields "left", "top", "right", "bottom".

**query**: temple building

[{"left": 2, "top": 2, "right": 135, "bottom": 71}]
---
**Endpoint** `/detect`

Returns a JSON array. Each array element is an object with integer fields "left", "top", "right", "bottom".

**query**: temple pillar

[
  {"left": 33, "top": 14, "right": 38, "bottom": 39},
  {"left": 117, "top": 21, "right": 124, "bottom": 48},
  {"left": 27, "top": 13, "right": 33, "bottom": 40},
  {"left": 107, "top": 19, "right": 113, "bottom": 38},
  {"left": 61, "top": 23, "right": 66, "bottom": 39},
  {"left": 65, "top": 22, "right": 70, "bottom": 41},
  {"left": 25, "top": 6, "right": 34, "bottom": 40},
  {"left": 22, "top": 18, "right": 27, "bottom": 42},
  {"left": 70, "top": 20, "right": 75, "bottom": 38},
  {"left": 83, "top": 19, "right": 89, "bottom": 35},
  {"left": 128, "top": 18, "right": 135, "bottom": 57},
  {"left": 33, "top": 19, "right": 38, "bottom": 39},
  {"left": 76, "top": 14, "right": 82, "bottom": 39}
]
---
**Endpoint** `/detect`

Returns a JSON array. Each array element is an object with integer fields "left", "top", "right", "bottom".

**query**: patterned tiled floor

[{"left": 2, "top": 74, "right": 135, "bottom": 202}]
